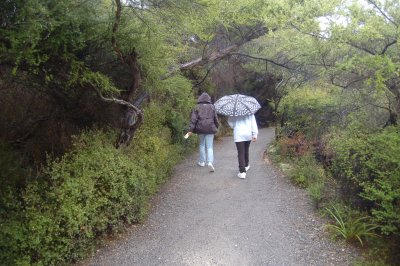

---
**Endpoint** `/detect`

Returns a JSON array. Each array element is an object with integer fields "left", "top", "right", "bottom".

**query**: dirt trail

[{"left": 82, "top": 128, "right": 358, "bottom": 266}]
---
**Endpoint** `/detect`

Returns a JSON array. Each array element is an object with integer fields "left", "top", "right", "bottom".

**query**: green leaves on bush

[
  {"left": 278, "top": 87, "right": 337, "bottom": 138},
  {"left": 330, "top": 126, "right": 400, "bottom": 237},
  {"left": 270, "top": 139, "right": 327, "bottom": 208},
  {"left": 289, "top": 154, "right": 326, "bottom": 188},
  {"left": 307, "top": 181, "right": 325, "bottom": 209},
  {"left": 0, "top": 104, "right": 188, "bottom": 265}
]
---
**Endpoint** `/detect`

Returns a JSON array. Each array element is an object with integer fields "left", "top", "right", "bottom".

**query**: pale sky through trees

[{"left": 317, "top": 0, "right": 380, "bottom": 37}]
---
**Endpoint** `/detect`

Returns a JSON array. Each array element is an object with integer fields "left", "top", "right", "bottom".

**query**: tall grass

[{"left": 325, "top": 205, "right": 378, "bottom": 246}]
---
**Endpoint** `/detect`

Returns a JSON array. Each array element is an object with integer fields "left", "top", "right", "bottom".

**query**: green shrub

[
  {"left": 13, "top": 130, "right": 149, "bottom": 265},
  {"left": 0, "top": 103, "right": 189, "bottom": 265},
  {"left": 0, "top": 187, "right": 28, "bottom": 265},
  {"left": 330, "top": 126, "right": 400, "bottom": 237},
  {"left": 289, "top": 154, "right": 326, "bottom": 187},
  {"left": 270, "top": 138, "right": 327, "bottom": 208},
  {"left": 307, "top": 181, "right": 325, "bottom": 209},
  {"left": 0, "top": 143, "right": 30, "bottom": 264},
  {"left": 278, "top": 86, "right": 337, "bottom": 139}
]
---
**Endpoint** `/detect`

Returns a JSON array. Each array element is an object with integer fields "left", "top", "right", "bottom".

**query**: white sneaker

[
  {"left": 245, "top": 165, "right": 250, "bottom": 172},
  {"left": 208, "top": 162, "right": 215, "bottom": 172},
  {"left": 237, "top": 172, "right": 246, "bottom": 179},
  {"left": 197, "top": 162, "right": 205, "bottom": 167}
]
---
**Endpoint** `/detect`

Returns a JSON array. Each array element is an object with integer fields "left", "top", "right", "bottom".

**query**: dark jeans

[{"left": 235, "top": 141, "right": 251, "bottom": 173}]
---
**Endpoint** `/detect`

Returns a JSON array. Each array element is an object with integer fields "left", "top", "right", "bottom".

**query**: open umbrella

[{"left": 214, "top": 94, "right": 261, "bottom": 116}]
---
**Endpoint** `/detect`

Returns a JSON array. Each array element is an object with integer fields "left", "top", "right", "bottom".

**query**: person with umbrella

[
  {"left": 214, "top": 94, "right": 260, "bottom": 179},
  {"left": 186, "top": 92, "right": 220, "bottom": 172}
]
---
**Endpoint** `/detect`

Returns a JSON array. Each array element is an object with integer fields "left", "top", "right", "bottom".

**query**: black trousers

[{"left": 235, "top": 141, "right": 251, "bottom": 173}]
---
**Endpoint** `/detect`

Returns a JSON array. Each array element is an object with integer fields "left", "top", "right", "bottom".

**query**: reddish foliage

[
  {"left": 279, "top": 133, "right": 313, "bottom": 157},
  {"left": 279, "top": 134, "right": 334, "bottom": 167}
]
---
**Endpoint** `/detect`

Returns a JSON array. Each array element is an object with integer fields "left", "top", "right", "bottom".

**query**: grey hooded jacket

[{"left": 189, "top": 92, "right": 219, "bottom": 134}]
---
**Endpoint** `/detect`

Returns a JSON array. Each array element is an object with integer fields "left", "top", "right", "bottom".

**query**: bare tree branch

[
  {"left": 329, "top": 76, "right": 367, "bottom": 89},
  {"left": 291, "top": 22, "right": 377, "bottom": 55},
  {"left": 347, "top": 41, "right": 376, "bottom": 55},
  {"left": 230, "top": 52, "right": 295, "bottom": 70},
  {"left": 179, "top": 44, "right": 240, "bottom": 70},
  {"left": 91, "top": 85, "right": 142, "bottom": 114},
  {"left": 381, "top": 39, "right": 397, "bottom": 55},
  {"left": 193, "top": 61, "right": 220, "bottom": 88},
  {"left": 179, "top": 26, "right": 268, "bottom": 70},
  {"left": 367, "top": 0, "right": 398, "bottom": 27},
  {"left": 290, "top": 22, "right": 330, "bottom": 40}
]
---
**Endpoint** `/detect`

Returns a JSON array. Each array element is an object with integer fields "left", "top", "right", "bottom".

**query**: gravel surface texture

[{"left": 81, "top": 127, "right": 358, "bottom": 266}]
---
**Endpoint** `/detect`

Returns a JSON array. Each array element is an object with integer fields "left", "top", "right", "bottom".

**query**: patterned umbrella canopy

[{"left": 214, "top": 94, "right": 261, "bottom": 116}]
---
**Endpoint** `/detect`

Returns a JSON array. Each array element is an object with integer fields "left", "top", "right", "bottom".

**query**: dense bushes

[
  {"left": 274, "top": 84, "right": 400, "bottom": 264},
  {"left": 278, "top": 87, "right": 338, "bottom": 138},
  {"left": 330, "top": 127, "right": 400, "bottom": 236},
  {"left": 0, "top": 104, "right": 193, "bottom": 265}
]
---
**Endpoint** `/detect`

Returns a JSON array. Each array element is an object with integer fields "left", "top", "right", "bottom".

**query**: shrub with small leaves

[
  {"left": 289, "top": 154, "right": 326, "bottom": 187},
  {"left": 278, "top": 87, "right": 337, "bottom": 139},
  {"left": 329, "top": 126, "right": 400, "bottom": 237},
  {"left": 0, "top": 105, "right": 187, "bottom": 265},
  {"left": 308, "top": 181, "right": 325, "bottom": 209}
]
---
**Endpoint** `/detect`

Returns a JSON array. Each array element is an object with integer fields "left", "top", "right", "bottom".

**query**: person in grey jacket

[
  {"left": 228, "top": 114, "right": 258, "bottom": 179},
  {"left": 187, "top": 92, "right": 219, "bottom": 172}
]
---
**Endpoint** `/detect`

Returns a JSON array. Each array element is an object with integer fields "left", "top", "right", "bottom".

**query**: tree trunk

[
  {"left": 115, "top": 50, "right": 144, "bottom": 148},
  {"left": 112, "top": 0, "right": 144, "bottom": 148},
  {"left": 385, "top": 79, "right": 400, "bottom": 126}
]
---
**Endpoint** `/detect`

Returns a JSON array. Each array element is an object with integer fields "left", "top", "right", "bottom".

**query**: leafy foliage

[
  {"left": 330, "top": 126, "right": 400, "bottom": 236},
  {"left": 289, "top": 154, "right": 326, "bottom": 187},
  {"left": 307, "top": 181, "right": 325, "bottom": 208},
  {"left": 0, "top": 102, "right": 191, "bottom": 265},
  {"left": 0, "top": 0, "right": 110, "bottom": 74},
  {"left": 278, "top": 86, "right": 338, "bottom": 138}
]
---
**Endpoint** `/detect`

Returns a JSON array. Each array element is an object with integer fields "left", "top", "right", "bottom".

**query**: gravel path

[{"left": 82, "top": 127, "right": 358, "bottom": 266}]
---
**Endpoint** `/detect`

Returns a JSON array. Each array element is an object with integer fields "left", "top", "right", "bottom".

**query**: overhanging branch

[
  {"left": 177, "top": 26, "right": 268, "bottom": 72},
  {"left": 91, "top": 85, "right": 142, "bottom": 114},
  {"left": 367, "top": 0, "right": 398, "bottom": 27},
  {"left": 230, "top": 52, "right": 295, "bottom": 70}
]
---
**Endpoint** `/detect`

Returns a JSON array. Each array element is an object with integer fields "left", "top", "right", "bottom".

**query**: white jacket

[{"left": 228, "top": 115, "right": 258, "bottom": 142}]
